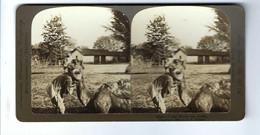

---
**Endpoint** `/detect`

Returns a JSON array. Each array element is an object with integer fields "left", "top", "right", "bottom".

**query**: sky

[
  {"left": 131, "top": 6, "right": 219, "bottom": 48},
  {"left": 32, "top": 6, "right": 224, "bottom": 49},
  {"left": 32, "top": 7, "right": 114, "bottom": 48}
]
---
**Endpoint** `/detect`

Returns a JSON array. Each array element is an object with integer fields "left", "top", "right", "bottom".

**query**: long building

[
  {"left": 67, "top": 48, "right": 128, "bottom": 64},
  {"left": 173, "top": 48, "right": 230, "bottom": 64}
]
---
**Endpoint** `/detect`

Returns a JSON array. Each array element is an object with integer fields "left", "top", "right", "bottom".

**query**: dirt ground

[{"left": 31, "top": 63, "right": 230, "bottom": 114}]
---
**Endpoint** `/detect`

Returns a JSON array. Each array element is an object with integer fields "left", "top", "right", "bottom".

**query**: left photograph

[{"left": 31, "top": 7, "right": 131, "bottom": 114}]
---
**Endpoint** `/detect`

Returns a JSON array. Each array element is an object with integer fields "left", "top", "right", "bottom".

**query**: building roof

[
  {"left": 175, "top": 48, "right": 230, "bottom": 56},
  {"left": 71, "top": 48, "right": 127, "bottom": 56}
]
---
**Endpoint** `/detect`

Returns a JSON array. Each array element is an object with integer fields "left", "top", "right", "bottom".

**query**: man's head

[
  {"left": 165, "top": 57, "right": 186, "bottom": 70},
  {"left": 167, "top": 59, "right": 185, "bottom": 81},
  {"left": 67, "top": 59, "right": 84, "bottom": 81}
]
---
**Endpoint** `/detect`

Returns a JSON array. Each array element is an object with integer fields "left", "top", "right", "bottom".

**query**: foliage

[
  {"left": 131, "top": 42, "right": 154, "bottom": 61},
  {"left": 198, "top": 9, "right": 230, "bottom": 51},
  {"left": 103, "top": 9, "right": 130, "bottom": 58},
  {"left": 77, "top": 46, "right": 89, "bottom": 53},
  {"left": 180, "top": 45, "right": 193, "bottom": 49},
  {"left": 31, "top": 42, "right": 49, "bottom": 62},
  {"left": 67, "top": 37, "right": 77, "bottom": 48},
  {"left": 208, "top": 9, "right": 230, "bottom": 46},
  {"left": 31, "top": 43, "right": 40, "bottom": 57},
  {"left": 93, "top": 35, "right": 125, "bottom": 52},
  {"left": 197, "top": 35, "right": 228, "bottom": 51},
  {"left": 144, "top": 15, "right": 179, "bottom": 61},
  {"left": 39, "top": 15, "right": 71, "bottom": 62}
]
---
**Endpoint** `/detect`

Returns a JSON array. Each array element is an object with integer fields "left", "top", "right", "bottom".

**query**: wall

[
  {"left": 70, "top": 50, "right": 84, "bottom": 61},
  {"left": 82, "top": 56, "right": 117, "bottom": 64},
  {"left": 83, "top": 56, "right": 94, "bottom": 63},
  {"left": 209, "top": 56, "right": 230, "bottom": 63},
  {"left": 187, "top": 56, "right": 198, "bottom": 63},
  {"left": 106, "top": 56, "right": 114, "bottom": 62},
  {"left": 174, "top": 51, "right": 187, "bottom": 62}
]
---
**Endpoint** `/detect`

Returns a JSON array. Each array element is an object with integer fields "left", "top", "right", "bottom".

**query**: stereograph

[{"left": 16, "top": 4, "right": 245, "bottom": 121}]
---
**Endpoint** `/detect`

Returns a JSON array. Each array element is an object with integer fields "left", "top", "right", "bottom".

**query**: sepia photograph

[
  {"left": 130, "top": 6, "right": 231, "bottom": 113},
  {"left": 30, "top": 6, "right": 232, "bottom": 114},
  {"left": 1, "top": 0, "right": 253, "bottom": 133},
  {"left": 15, "top": 4, "right": 245, "bottom": 122},
  {"left": 31, "top": 7, "right": 131, "bottom": 114}
]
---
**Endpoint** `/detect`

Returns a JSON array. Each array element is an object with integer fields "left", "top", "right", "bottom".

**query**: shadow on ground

[
  {"left": 189, "top": 72, "right": 229, "bottom": 75},
  {"left": 32, "top": 107, "right": 191, "bottom": 114},
  {"left": 94, "top": 72, "right": 149, "bottom": 75},
  {"left": 32, "top": 107, "right": 89, "bottom": 114},
  {"left": 202, "top": 72, "right": 230, "bottom": 75},
  {"left": 132, "top": 107, "right": 190, "bottom": 113},
  {"left": 31, "top": 72, "right": 45, "bottom": 74}
]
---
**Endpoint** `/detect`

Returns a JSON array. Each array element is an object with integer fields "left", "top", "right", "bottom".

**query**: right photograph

[{"left": 130, "top": 6, "right": 231, "bottom": 113}]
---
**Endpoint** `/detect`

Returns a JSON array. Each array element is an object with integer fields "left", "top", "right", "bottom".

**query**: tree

[
  {"left": 67, "top": 37, "right": 77, "bottom": 48},
  {"left": 31, "top": 43, "right": 40, "bottom": 57},
  {"left": 181, "top": 45, "right": 193, "bottom": 49},
  {"left": 38, "top": 42, "right": 51, "bottom": 61},
  {"left": 103, "top": 9, "right": 130, "bottom": 59},
  {"left": 197, "top": 35, "right": 225, "bottom": 51},
  {"left": 209, "top": 9, "right": 230, "bottom": 44},
  {"left": 144, "top": 15, "right": 178, "bottom": 62},
  {"left": 131, "top": 42, "right": 154, "bottom": 61},
  {"left": 209, "top": 9, "right": 231, "bottom": 73},
  {"left": 93, "top": 35, "right": 124, "bottom": 52},
  {"left": 40, "top": 15, "right": 71, "bottom": 63},
  {"left": 78, "top": 46, "right": 89, "bottom": 52},
  {"left": 203, "top": 9, "right": 230, "bottom": 51}
]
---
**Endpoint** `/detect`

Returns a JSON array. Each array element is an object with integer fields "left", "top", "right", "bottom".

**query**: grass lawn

[{"left": 31, "top": 63, "right": 230, "bottom": 113}]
